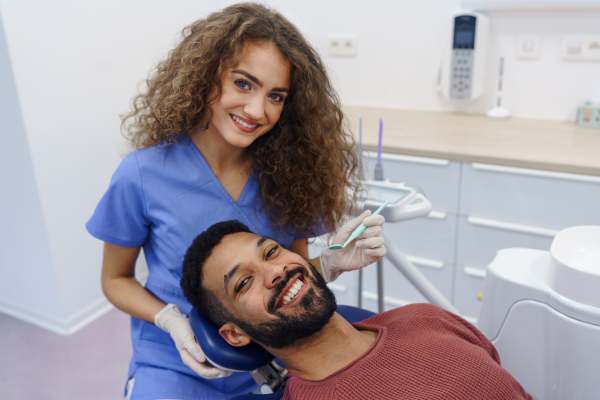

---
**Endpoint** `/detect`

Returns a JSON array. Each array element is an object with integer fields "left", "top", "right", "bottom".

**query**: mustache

[{"left": 266, "top": 265, "right": 309, "bottom": 314}]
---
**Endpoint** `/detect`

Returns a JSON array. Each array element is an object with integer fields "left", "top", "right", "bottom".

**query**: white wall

[
  {"left": 249, "top": 0, "right": 600, "bottom": 120},
  {"left": 1, "top": 0, "right": 598, "bottom": 333},
  {"left": 0, "top": 14, "right": 65, "bottom": 331},
  {"left": 0, "top": 0, "right": 199, "bottom": 333}
]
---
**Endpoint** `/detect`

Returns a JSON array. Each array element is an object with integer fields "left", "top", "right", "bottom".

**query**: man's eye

[
  {"left": 266, "top": 245, "right": 279, "bottom": 260},
  {"left": 236, "top": 277, "right": 250, "bottom": 293}
]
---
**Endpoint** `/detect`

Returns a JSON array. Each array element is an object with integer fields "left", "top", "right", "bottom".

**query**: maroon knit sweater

[{"left": 282, "top": 303, "right": 532, "bottom": 400}]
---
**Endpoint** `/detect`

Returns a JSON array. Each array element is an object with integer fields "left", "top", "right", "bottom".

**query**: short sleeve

[{"left": 86, "top": 152, "right": 150, "bottom": 247}]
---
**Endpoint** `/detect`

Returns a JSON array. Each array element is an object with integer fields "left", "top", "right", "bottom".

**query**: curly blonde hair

[{"left": 122, "top": 2, "right": 360, "bottom": 237}]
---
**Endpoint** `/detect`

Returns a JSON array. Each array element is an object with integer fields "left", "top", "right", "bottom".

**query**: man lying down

[{"left": 181, "top": 220, "right": 532, "bottom": 400}]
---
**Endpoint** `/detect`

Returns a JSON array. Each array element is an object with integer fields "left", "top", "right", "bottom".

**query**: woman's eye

[
  {"left": 268, "top": 93, "right": 283, "bottom": 102},
  {"left": 235, "top": 80, "right": 251, "bottom": 90},
  {"left": 266, "top": 245, "right": 279, "bottom": 260}
]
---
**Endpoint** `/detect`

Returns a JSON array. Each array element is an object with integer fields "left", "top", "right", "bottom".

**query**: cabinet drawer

[
  {"left": 360, "top": 257, "right": 454, "bottom": 309},
  {"left": 384, "top": 212, "right": 457, "bottom": 264},
  {"left": 453, "top": 265, "right": 486, "bottom": 321},
  {"left": 461, "top": 163, "right": 600, "bottom": 229},
  {"left": 456, "top": 215, "right": 555, "bottom": 269},
  {"left": 327, "top": 271, "right": 359, "bottom": 307},
  {"left": 362, "top": 152, "right": 460, "bottom": 213}
]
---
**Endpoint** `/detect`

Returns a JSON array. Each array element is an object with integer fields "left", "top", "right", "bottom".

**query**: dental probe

[{"left": 328, "top": 200, "right": 389, "bottom": 250}]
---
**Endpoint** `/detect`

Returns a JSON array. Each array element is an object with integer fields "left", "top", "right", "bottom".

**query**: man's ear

[{"left": 219, "top": 322, "right": 252, "bottom": 347}]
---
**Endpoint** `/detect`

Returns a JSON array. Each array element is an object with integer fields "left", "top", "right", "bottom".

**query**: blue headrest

[
  {"left": 189, "top": 305, "right": 376, "bottom": 372},
  {"left": 189, "top": 308, "right": 274, "bottom": 372}
]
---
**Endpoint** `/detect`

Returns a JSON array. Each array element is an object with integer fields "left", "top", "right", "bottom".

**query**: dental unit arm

[{"left": 359, "top": 179, "right": 460, "bottom": 315}]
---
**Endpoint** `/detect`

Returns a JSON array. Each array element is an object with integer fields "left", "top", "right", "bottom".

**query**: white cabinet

[
  {"left": 457, "top": 162, "right": 600, "bottom": 320},
  {"left": 456, "top": 216, "right": 556, "bottom": 268},
  {"left": 461, "top": 163, "right": 600, "bottom": 228},
  {"left": 310, "top": 153, "right": 600, "bottom": 324}
]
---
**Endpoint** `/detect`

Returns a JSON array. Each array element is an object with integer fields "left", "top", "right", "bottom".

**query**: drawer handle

[
  {"left": 362, "top": 291, "right": 410, "bottom": 307},
  {"left": 467, "top": 216, "right": 559, "bottom": 238},
  {"left": 471, "top": 163, "right": 600, "bottom": 184},
  {"left": 464, "top": 267, "right": 487, "bottom": 279},
  {"left": 327, "top": 283, "right": 347, "bottom": 293},
  {"left": 406, "top": 255, "right": 444, "bottom": 269},
  {"left": 364, "top": 151, "right": 450, "bottom": 166},
  {"left": 427, "top": 211, "right": 447, "bottom": 220}
]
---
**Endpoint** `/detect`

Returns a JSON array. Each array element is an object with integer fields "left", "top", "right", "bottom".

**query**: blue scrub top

[{"left": 86, "top": 136, "right": 307, "bottom": 400}]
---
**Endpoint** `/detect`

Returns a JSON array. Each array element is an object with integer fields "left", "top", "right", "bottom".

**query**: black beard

[{"left": 231, "top": 262, "right": 337, "bottom": 349}]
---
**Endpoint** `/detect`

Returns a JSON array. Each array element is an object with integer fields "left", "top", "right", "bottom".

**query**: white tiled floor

[{"left": 0, "top": 308, "right": 132, "bottom": 400}]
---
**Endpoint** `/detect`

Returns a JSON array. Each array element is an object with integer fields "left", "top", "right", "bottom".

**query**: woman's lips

[{"left": 230, "top": 113, "right": 260, "bottom": 133}]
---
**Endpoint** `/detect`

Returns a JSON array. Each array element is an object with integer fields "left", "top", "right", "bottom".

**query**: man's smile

[
  {"left": 276, "top": 274, "right": 308, "bottom": 309},
  {"left": 271, "top": 271, "right": 309, "bottom": 311}
]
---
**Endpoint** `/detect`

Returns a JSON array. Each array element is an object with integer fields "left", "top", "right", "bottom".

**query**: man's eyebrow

[
  {"left": 231, "top": 69, "right": 289, "bottom": 94},
  {"left": 224, "top": 264, "right": 240, "bottom": 296},
  {"left": 256, "top": 236, "right": 268, "bottom": 249}
]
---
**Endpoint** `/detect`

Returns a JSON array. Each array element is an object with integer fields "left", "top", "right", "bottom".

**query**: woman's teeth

[
  {"left": 231, "top": 114, "right": 257, "bottom": 129},
  {"left": 282, "top": 278, "right": 304, "bottom": 306}
]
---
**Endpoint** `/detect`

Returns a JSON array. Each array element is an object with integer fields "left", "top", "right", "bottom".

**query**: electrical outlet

[
  {"left": 328, "top": 35, "right": 358, "bottom": 57},
  {"left": 517, "top": 36, "right": 541, "bottom": 60},
  {"left": 587, "top": 38, "right": 600, "bottom": 59},
  {"left": 562, "top": 36, "right": 600, "bottom": 61}
]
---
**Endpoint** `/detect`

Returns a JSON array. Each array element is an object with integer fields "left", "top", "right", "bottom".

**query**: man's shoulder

[{"left": 356, "top": 303, "right": 448, "bottom": 327}]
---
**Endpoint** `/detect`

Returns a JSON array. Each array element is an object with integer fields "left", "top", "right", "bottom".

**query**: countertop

[{"left": 344, "top": 106, "right": 600, "bottom": 177}]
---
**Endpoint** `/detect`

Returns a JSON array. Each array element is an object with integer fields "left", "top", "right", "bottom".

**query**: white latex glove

[
  {"left": 319, "top": 210, "right": 387, "bottom": 283},
  {"left": 155, "top": 304, "right": 232, "bottom": 379}
]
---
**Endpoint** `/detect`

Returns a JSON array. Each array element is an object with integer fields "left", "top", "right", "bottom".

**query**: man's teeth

[
  {"left": 231, "top": 114, "right": 257, "bottom": 129},
  {"left": 282, "top": 278, "right": 304, "bottom": 305}
]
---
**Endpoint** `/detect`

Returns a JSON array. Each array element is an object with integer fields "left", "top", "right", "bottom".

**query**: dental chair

[
  {"left": 187, "top": 179, "right": 454, "bottom": 399},
  {"left": 189, "top": 305, "right": 376, "bottom": 400}
]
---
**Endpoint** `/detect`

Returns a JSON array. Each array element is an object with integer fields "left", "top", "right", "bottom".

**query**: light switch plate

[{"left": 517, "top": 36, "right": 541, "bottom": 60}]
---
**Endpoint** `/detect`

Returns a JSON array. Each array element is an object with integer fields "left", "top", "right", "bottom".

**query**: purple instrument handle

[{"left": 377, "top": 119, "right": 383, "bottom": 164}]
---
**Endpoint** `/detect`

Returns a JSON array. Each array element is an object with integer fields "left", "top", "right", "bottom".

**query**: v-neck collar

[{"left": 189, "top": 141, "right": 254, "bottom": 206}]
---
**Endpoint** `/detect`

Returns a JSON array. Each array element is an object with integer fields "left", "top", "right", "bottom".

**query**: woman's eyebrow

[{"left": 232, "top": 69, "right": 288, "bottom": 93}]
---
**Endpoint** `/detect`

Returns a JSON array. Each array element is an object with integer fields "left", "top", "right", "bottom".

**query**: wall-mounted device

[{"left": 439, "top": 12, "right": 489, "bottom": 100}]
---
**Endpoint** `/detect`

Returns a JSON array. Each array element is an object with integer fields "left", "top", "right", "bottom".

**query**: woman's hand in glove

[
  {"left": 154, "top": 304, "right": 232, "bottom": 379},
  {"left": 319, "top": 210, "right": 386, "bottom": 283}
]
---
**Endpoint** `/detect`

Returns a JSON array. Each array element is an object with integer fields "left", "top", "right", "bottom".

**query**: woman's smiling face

[{"left": 207, "top": 41, "right": 291, "bottom": 149}]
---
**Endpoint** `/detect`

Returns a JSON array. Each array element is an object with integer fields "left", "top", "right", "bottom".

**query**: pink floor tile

[{"left": 0, "top": 308, "right": 132, "bottom": 400}]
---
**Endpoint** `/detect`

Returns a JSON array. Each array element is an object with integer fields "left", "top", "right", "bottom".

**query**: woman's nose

[{"left": 243, "top": 95, "right": 266, "bottom": 121}]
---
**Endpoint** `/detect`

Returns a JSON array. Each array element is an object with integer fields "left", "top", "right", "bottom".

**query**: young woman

[{"left": 87, "top": 3, "right": 386, "bottom": 399}]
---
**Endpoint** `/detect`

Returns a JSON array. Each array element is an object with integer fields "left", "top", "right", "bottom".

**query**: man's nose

[
  {"left": 263, "top": 262, "right": 286, "bottom": 289},
  {"left": 243, "top": 94, "right": 266, "bottom": 121}
]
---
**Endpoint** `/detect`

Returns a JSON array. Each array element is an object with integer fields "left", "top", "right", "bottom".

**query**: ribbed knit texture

[{"left": 282, "top": 304, "right": 532, "bottom": 400}]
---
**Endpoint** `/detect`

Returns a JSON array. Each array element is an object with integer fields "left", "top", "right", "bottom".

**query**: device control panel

[{"left": 450, "top": 15, "right": 476, "bottom": 100}]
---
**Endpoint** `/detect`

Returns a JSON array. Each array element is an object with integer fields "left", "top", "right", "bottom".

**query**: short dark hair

[{"left": 181, "top": 220, "right": 251, "bottom": 327}]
